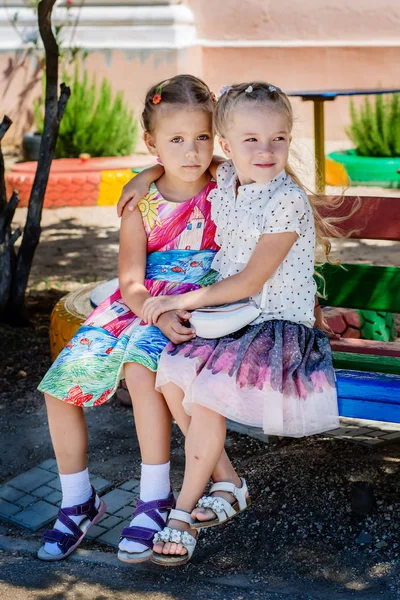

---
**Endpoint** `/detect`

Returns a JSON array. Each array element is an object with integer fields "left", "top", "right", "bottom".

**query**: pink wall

[
  {"left": 1, "top": 0, "right": 399, "bottom": 149},
  {"left": 201, "top": 46, "right": 400, "bottom": 141},
  {"left": 186, "top": 0, "right": 400, "bottom": 42}
]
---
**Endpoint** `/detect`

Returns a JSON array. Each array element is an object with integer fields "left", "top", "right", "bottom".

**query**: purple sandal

[
  {"left": 117, "top": 490, "right": 176, "bottom": 563},
  {"left": 37, "top": 486, "right": 107, "bottom": 561}
]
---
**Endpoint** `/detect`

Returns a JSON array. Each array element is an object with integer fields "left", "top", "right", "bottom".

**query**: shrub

[
  {"left": 346, "top": 93, "right": 400, "bottom": 157},
  {"left": 34, "top": 66, "right": 138, "bottom": 158}
]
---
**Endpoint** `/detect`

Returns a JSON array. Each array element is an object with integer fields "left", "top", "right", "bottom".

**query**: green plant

[
  {"left": 346, "top": 93, "right": 400, "bottom": 157},
  {"left": 34, "top": 66, "right": 138, "bottom": 157}
]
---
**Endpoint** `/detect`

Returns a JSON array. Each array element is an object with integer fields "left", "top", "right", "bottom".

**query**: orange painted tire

[{"left": 49, "top": 283, "right": 99, "bottom": 361}]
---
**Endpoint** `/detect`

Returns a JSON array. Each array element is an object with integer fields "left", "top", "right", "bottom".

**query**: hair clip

[
  {"left": 268, "top": 85, "right": 282, "bottom": 93},
  {"left": 219, "top": 85, "right": 233, "bottom": 96},
  {"left": 245, "top": 85, "right": 253, "bottom": 94},
  {"left": 152, "top": 85, "right": 162, "bottom": 105}
]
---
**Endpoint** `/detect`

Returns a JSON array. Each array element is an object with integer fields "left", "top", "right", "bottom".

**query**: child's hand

[
  {"left": 314, "top": 306, "right": 340, "bottom": 339},
  {"left": 143, "top": 295, "right": 183, "bottom": 326},
  {"left": 117, "top": 177, "right": 147, "bottom": 218},
  {"left": 117, "top": 163, "right": 164, "bottom": 217},
  {"left": 155, "top": 310, "right": 195, "bottom": 344}
]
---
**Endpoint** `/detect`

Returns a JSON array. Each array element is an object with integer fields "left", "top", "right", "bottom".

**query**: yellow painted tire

[{"left": 49, "top": 283, "right": 100, "bottom": 361}]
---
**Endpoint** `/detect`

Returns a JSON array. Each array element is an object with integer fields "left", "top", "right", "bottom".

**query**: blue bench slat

[
  {"left": 338, "top": 397, "right": 400, "bottom": 423},
  {"left": 336, "top": 370, "right": 400, "bottom": 422}
]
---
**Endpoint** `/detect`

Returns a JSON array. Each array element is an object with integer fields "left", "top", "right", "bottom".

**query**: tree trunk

[
  {"left": 0, "top": 0, "right": 70, "bottom": 324},
  {"left": 0, "top": 116, "right": 21, "bottom": 316}
]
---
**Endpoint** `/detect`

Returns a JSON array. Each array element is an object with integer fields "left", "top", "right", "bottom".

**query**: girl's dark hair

[{"left": 141, "top": 74, "right": 215, "bottom": 133}]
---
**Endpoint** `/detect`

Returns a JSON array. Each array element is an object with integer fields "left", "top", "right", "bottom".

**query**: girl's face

[
  {"left": 144, "top": 107, "right": 214, "bottom": 183},
  {"left": 219, "top": 106, "right": 290, "bottom": 186}
]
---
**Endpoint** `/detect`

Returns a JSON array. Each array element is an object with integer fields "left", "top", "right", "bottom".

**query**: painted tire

[
  {"left": 327, "top": 149, "right": 400, "bottom": 188},
  {"left": 359, "top": 309, "right": 395, "bottom": 342},
  {"left": 323, "top": 307, "right": 361, "bottom": 338},
  {"left": 323, "top": 307, "right": 395, "bottom": 341},
  {"left": 49, "top": 283, "right": 99, "bottom": 361}
]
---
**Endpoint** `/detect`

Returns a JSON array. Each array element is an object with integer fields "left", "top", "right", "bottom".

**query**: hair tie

[
  {"left": 245, "top": 85, "right": 253, "bottom": 94},
  {"left": 210, "top": 92, "right": 217, "bottom": 103},
  {"left": 219, "top": 85, "right": 233, "bottom": 96},
  {"left": 152, "top": 85, "right": 163, "bottom": 105}
]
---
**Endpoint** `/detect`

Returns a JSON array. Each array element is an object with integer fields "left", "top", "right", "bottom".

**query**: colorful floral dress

[
  {"left": 38, "top": 181, "right": 218, "bottom": 407},
  {"left": 156, "top": 163, "right": 339, "bottom": 438}
]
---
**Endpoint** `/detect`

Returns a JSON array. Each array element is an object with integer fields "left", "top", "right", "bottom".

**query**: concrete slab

[
  {"left": 10, "top": 501, "right": 59, "bottom": 531},
  {"left": 6, "top": 468, "right": 56, "bottom": 493},
  {"left": 100, "top": 489, "right": 136, "bottom": 515}
]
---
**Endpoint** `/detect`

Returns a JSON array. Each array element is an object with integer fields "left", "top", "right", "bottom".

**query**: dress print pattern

[{"left": 38, "top": 181, "right": 218, "bottom": 406}]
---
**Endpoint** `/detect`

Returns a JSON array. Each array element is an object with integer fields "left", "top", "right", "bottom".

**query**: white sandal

[
  {"left": 191, "top": 477, "right": 251, "bottom": 531},
  {"left": 151, "top": 509, "right": 198, "bottom": 566}
]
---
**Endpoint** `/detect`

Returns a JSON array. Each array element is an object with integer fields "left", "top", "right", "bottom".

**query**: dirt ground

[{"left": 1, "top": 200, "right": 400, "bottom": 598}]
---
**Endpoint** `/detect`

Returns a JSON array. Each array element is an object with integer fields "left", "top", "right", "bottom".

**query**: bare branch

[
  {"left": 0, "top": 191, "right": 20, "bottom": 240},
  {"left": 57, "top": 82, "right": 71, "bottom": 121},
  {"left": 0, "top": 116, "right": 13, "bottom": 142},
  {"left": 0, "top": 116, "right": 13, "bottom": 210},
  {"left": 10, "top": 228, "right": 21, "bottom": 246}
]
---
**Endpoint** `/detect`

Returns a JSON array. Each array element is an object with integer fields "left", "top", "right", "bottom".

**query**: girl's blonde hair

[
  {"left": 141, "top": 74, "right": 215, "bottom": 134},
  {"left": 214, "top": 82, "right": 355, "bottom": 267}
]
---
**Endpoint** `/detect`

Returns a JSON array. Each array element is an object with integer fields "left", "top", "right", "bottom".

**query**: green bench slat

[
  {"left": 332, "top": 351, "right": 400, "bottom": 375},
  {"left": 317, "top": 263, "right": 400, "bottom": 312}
]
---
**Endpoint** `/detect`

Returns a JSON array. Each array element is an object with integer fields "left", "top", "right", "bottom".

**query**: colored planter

[
  {"left": 6, "top": 154, "right": 155, "bottom": 208},
  {"left": 328, "top": 149, "right": 400, "bottom": 188}
]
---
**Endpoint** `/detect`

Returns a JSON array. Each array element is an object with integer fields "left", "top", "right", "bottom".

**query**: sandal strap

[
  {"left": 209, "top": 477, "right": 248, "bottom": 511},
  {"left": 62, "top": 486, "right": 99, "bottom": 520},
  {"left": 131, "top": 490, "right": 176, "bottom": 531},
  {"left": 120, "top": 526, "right": 157, "bottom": 549},
  {"left": 57, "top": 509, "right": 84, "bottom": 539},
  {"left": 169, "top": 508, "right": 194, "bottom": 525},
  {"left": 153, "top": 526, "right": 197, "bottom": 558},
  {"left": 42, "top": 527, "right": 78, "bottom": 554},
  {"left": 196, "top": 495, "right": 236, "bottom": 522},
  {"left": 41, "top": 486, "right": 99, "bottom": 553}
]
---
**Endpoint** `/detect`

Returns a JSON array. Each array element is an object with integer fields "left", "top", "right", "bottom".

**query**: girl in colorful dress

[
  {"left": 136, "top": 82, "right": 339, "bottom": 565},
  {"left": 36, "top": 74, "right": 241, "bottom": 563}
]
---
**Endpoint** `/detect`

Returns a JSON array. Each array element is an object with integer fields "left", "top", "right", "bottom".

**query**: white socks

[
  {"left": 44, "top": 468, "right": 100, "bottom": 556},
  {"left": 118, "top": 462, "right": 171, "bottom": 555},
  {"left": 43, "top": 463, "right": 171, "bottom": 557}
]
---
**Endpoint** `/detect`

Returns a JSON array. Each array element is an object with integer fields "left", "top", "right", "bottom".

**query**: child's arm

[
  {"left": 142, "top": 231, "right": 298, "bottom": 325},
  {"left": 118, "top": 207, "right": 152, "bottom": 315},
  {"left": 117, "top": 155, "right": 226, "bottom": 217},
  {"left": 117, "top": 164, "right": 164, "bottom": 217},
  {"left": 314, "top": 301, "right": 339, "bottom": 338},
  {"left": 118, "top": 209, "right": 195, "bottom": 343}
]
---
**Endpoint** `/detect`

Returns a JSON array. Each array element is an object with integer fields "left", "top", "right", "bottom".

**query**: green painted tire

[
  {"left": 328, "top": 149, "right": 400, "bottom": 188},
  {"left": 358, "top": 309, "right": 395, "bottom": 342}
]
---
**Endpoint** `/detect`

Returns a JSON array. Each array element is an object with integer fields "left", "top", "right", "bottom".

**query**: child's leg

[
  {"left": 154, "top": 402, "right": 226, "bottom": 557},
  {"left": 118, "top": 363, "right": 173, "bottom": 556},
  {"left": 162, "top": 382, "right": 240, "bottom": 481},
  {"left": 42, "top": 394, "right": 100, "bottom": 557}
]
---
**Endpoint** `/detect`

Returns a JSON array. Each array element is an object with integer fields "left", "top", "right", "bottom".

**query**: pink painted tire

[{"left": 6, "top": 155, "right": 155, "bottom": 208}]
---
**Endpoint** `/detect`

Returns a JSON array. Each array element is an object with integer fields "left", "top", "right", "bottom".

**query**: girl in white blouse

[{"left": 125, "top": 83, "right": 339, "bottom": 566}]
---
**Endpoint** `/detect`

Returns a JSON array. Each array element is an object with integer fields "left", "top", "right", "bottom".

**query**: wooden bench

[{"left": 317, "top": 195, "right": 400, "bottom": 423}]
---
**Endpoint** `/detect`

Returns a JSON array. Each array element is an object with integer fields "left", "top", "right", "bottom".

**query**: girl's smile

[{"left": 219, "top": 107, "right": 290, "bottom": 186}]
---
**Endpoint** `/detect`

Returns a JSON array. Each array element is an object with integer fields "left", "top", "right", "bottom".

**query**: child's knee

[{"left": 124, "top": 362, "right": 155, "bottom": 390}]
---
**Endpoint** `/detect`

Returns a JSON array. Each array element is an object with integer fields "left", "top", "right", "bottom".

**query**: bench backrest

[{"left": 314, "top": 196, "right": 400, "bottom": 313}]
